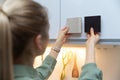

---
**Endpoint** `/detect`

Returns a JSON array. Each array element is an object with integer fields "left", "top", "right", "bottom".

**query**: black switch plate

[{"left": 85, "top": 16, "right": 101, "bottom": 33}]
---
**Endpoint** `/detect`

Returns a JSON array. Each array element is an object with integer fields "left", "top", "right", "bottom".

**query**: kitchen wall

[
  {"left": 34, "top": 45, "right": 120, "bottom": 80},
  {"left": 96, "top": 45, "right": 120, "bottom": 80}
]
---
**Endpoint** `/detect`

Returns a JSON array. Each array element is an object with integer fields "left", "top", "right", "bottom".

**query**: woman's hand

[
  {"left": 54, "top": 27, "right": 69, "bottom": 49},
  {"left": 86, "top": 28, "right": 99, "bottom": 47}
]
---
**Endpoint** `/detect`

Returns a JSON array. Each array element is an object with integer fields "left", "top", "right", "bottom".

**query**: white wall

[{"left": 34, "top": 45, "right": 120, "bottom": 80}]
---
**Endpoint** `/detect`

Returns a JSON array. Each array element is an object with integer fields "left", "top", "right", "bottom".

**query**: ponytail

[{"left": 0, "top": 9, "right": 13, "bottom": 80}]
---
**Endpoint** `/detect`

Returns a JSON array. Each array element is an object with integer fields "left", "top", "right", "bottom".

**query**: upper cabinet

[
  {"left": 34, "top": 0, "right": 120, "bottom": 44},
  {"left": 0, "top": 0, "right": 5, "bottom": 5},
  {"left": 34, "top": 0, "right": 60, "bottom": 39},
  {"left": 61, "top": 0, "right": 120, "bottom": 44}
]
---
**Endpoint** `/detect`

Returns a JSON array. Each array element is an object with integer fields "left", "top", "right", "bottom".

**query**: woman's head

[{"left": 0, "top": 0, "right": 49, "bottom": 79}]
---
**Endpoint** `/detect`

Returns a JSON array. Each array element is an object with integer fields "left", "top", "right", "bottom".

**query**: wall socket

[{"left": 66, "top": 17, "right": 82, "bottom": 34}]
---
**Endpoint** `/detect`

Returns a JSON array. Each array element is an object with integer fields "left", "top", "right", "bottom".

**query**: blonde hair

[{"left": 0, "top": 0, "right": 49, "bottom": 80}]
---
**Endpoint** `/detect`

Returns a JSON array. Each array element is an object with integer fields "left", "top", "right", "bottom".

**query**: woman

[
  {"left": 0, "top": 0, "right": 102, "bottom": 80},
  {"left": 0, "top": 0, "right": 68, "bottom": 80}
]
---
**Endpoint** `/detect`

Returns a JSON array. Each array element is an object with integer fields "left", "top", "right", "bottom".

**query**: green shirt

[
  {"left": 14, "top": 55, "right": 56, "bottom": 80},
  {"left": 14, "top": 55, "right": 102, "bottom": 80},
  {"left": 79, "top": 63, "right": 103, "bottom": 80}
]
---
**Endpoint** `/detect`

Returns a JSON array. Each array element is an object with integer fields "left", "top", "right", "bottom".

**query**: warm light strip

[{"left": 34, "top": 46, "right": 86, "bottom": 68}]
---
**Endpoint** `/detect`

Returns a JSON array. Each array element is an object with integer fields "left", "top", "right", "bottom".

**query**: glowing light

[{"left": 34, "top": 46, "right": 86, "bottom": 74}]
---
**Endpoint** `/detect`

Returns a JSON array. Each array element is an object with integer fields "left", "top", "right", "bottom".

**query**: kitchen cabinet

[
  {"left": 61, "top": 0, "right": 120, "bottom": 44},
  {"left": 0, "top": 0, "right": 4, "bottom": 5},
  {"left": 34, "top": 0, "right": 60, "bottom": 39}
]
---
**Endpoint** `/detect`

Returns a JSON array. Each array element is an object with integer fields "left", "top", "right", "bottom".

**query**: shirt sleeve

[
  {"left": 35, "top": 55, "right": 57, "bottom": 80},
  {"left": 78, "top": 63, "right": 103, "bottom": 80}
]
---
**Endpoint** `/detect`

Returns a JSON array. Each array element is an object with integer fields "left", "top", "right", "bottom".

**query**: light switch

[
  {"left": 66, "top": 17, "right": 82, "bottom": 34},
  {"left": 85, "top": 16, "right": 101, "bottom": 33}
]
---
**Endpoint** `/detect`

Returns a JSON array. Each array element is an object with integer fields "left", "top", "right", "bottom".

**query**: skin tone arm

[
  {"left": 49, "top": 27, "right": 69, "bottom": 59},
  {"left": 85, "top": 28, "right": 99, "bottom": 64}
]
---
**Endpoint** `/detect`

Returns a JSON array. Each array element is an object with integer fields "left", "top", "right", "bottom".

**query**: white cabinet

[
  {"left": 0, "top": 0, "right": 4, "bottom": 5},
  {"left": 34, "top": 0, "right": 120, "bottom": 44},
  {"left": 34, "top": 0, "right": 60, "bottom": 39},
  {"left": 61, "top": 0, "right": 120, "bottom": 44}
]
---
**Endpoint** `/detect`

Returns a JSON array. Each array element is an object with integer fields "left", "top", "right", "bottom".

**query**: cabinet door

[
  {"left": 0, "top": 0, "right": 4, "bottom": 5},
  {"left": 61, "top": 0, "right": 120, "bottom": 40},
  {"left": 34, "top": 0, "right": 60, "bottom": 39}
]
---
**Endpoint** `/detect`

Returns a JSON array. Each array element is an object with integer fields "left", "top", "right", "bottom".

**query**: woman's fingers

[
  {"left": 95, "top": 34, "right": 100, "bottom": 42},
  {"left": 61, "top": 27, "right": 67, "bottom": 31},
  {"left": 90, "top": 27, "right": 94, "bottom": 36},
  {"left": 62, "top": 27, "right": 69, "bottom": 34},
  {"left": 57, "top": 27, "right": 70, "bottom": 42},
  {"left": 87, "top": 34, "right": 90, "bottom": 38}
]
